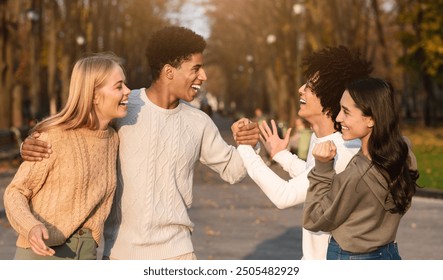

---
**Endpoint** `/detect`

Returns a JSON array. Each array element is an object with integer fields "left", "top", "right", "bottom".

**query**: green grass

[
  {"left": 413, "top": 146, "right": 443, "bottom": 190},
  {"left": 403, "top": 126, "right": 443, "bottom": 191}
]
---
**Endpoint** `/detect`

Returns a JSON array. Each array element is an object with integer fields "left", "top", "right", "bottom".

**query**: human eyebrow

[
  {"left": 192, "top": 64, "right": 203, "bottom": 71},
  {"left": 113, "top": 80, "right": 124, "bottom": 87}
]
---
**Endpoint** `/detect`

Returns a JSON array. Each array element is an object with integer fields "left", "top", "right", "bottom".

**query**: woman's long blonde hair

[{"left": 32, "top": 52, "right": 124, "bottom": 133}]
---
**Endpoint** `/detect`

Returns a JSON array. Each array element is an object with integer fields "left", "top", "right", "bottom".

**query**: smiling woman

[
  {"left": 93, "top": 64, "right": 130, "bottom": 130},
  {"left": 303, "top": 77, "right": 419, "bottom": 260},
  {"left": 3, "top": 52, "right": 130, "bottom": 260},
  {"left": 29, "top": 53, "right": 130, "bottom": 133}
]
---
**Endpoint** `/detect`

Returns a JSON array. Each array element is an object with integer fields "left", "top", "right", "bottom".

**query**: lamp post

[
  {"left": 76, "top": 35, "right": 86, "bottom": 46},
  {"left": 266, "top": 33, "right": 277, "bottom": 45},
  {"left": 76, "top": 34, "right": 87, "bottom": 55},
  {"left": 293, "top": 3, "right": 304, "bottom": 16},
  {"left": 26, "top": 9, "right": 40, "bottom": 21},
  {"left": 293, "top": 1, "right": 305, "bottom": 115},
  {"left": 245, "top": 54, "right": 255, "bottom": 114},
  {"left": 26, "top": 7, "right": 41, "bottom": 126},
  {"left": 293, "top": 1, "right": 305, "bottom": 77}
]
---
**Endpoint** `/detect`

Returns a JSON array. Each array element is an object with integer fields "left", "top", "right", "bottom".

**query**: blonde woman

[{"left": 4, "top": 53, "right": 130, "bottom": 260}]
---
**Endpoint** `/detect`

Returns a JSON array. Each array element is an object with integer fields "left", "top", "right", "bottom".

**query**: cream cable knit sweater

[
  {"left": 4, "top": 127, "right": 119, "bottom": 249},
  {"left": 103, "top": 88, "right": 247, "bottom": 259}
]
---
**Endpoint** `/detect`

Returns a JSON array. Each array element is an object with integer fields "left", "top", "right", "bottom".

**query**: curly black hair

[
  {"left": 146, "top": 26, "right": 206, "bottom": 82},
  {"left": 302, "top": 46, "right": 373, "bottom": 131}
]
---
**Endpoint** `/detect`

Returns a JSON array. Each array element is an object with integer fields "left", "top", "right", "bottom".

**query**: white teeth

[
  {"left": 342, "top": 126, "right": 349, "bottom": 130},
  {"left": 119, "top": 100, "right": 128, "bottom": 106},
  {"left": 300, "top": 99, "right": 306, "bottom": 104},
  {"left": 191, "top": 85, "right": 201, "bottom": 91}
]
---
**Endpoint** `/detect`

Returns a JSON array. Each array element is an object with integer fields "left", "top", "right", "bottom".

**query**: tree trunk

[
  {"left": 371, "top": 0, "right": 393, "bottom": 81},
  {"left": 47, "top": 3, "right": 58, "bottom": 115},
  {"left": 28, "top": 0, "right": 42, "bottom": 124},
  {"left": 59, "top": 55, "right": 70, "bottom": 106},
  {"left": 0, "top": 36, "right": 13, "bottom": 130},
  {"left": 0, "top": 0, "right": 20, "bottom": 130},
  {"left": 12, "top": 85, "right": 23, "bottom": 127},
  {"left": 422, "top": 73, "right": 437, "bottom": 127},
  {"left": 264, "top": 67, "right": 279, "bottom": 119}
]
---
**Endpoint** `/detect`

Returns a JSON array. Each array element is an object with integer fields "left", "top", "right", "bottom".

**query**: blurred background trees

[
  {"left": 206, "top": 0, "right": 443, "bottom": 128},
  {"left": 1, "top": 0, "right": 168, "bottom": 130},
  {"left": 1, "top": 0, "right": 442, "bottom": 131}
]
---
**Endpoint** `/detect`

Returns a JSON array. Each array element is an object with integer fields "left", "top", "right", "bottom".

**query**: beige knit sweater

[{"left": 4, "top": 127, "right": 119, "bottom": 249}]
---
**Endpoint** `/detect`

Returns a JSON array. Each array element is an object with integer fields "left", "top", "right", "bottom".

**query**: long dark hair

[{"left": 346, "top": 77, "right": 419, "bottom": 214}]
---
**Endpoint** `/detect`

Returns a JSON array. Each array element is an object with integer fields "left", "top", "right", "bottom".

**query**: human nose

[
  {"left": 123, "top": 84, "right": 131, "bottom": 96},
  {"left": 198, "top": 68, "right": 207, "bottom": 81},
  {"left": 298, "top": 84, "right": 305, "bottom": 96},
  {"left": 336, "top": 110, "right": 343, "bottom": 123}
]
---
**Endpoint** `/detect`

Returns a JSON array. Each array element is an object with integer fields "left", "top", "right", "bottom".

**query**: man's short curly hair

[
  {"left": 146, "top": 26, "right": 206, "bottom": 82},
  {"left": 302, "top": 46, "right": 373, "bottom": 131}
]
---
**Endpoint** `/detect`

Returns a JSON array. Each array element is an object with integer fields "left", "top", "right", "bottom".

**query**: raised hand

[{"left": 259, "top": 119, "right": 292, "bottom": 158}]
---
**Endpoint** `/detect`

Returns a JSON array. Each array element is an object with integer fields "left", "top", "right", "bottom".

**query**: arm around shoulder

[{"left": 20, "top": 132, "right": 53, "bottom": 161}]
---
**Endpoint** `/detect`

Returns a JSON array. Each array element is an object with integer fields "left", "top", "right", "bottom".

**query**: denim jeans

[{"left": 327, "top": 237, "right": 402, "bottom": 260}]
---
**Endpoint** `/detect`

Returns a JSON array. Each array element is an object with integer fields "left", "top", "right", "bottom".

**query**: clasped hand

[
  {"left": 232, "top": 118, "right": 292, "bottom": 159},
  {"left": 231, "top": 118, "right": 260, "bottom": 147}
]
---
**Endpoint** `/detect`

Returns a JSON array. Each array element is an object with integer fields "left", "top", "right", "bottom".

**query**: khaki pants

[
  {"left": 109, "top": 252, "right": 197, "bottom": 260},
  {"left": 166, "top": 252, "right": 197, "bottom": 260},
  {"left": 14, "top": 228, "right": 97, "bottom": 260}
]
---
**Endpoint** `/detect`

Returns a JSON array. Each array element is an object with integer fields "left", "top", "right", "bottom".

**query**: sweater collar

[
  {"left": 141, "top": 88, "right": 182, "bottom": 115},
  {"left": 74, "top": 127, "right": 113, "bottom": 139}
]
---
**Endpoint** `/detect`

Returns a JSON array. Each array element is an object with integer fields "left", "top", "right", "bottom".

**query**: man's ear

[
  {"left": 324, "top": 109, "right": 332, "bottom": 118},
  {"left": 164, "top": 64, "right": 174, "bottom": 80}
]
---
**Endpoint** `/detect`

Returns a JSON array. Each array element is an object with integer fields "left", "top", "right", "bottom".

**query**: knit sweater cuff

[{"left": 314, "top": 159, "right": 334, "bottom": 173}]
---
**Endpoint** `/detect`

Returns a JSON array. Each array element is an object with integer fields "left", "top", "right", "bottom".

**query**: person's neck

[
  {"left": 146, "top": 83, "right": 179, "bottom": 109},
  {"left": 310, "top": 116, "right": 336, "bottom": 138},
  {"left": 361, "top": 136, "right": 371, "bottom": 159},
  {"left": 96, "top": 117, "right": 110, "bottom": 131},
  {"left": 97, "top": 124, "right": 109, "bottom": 131}
]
